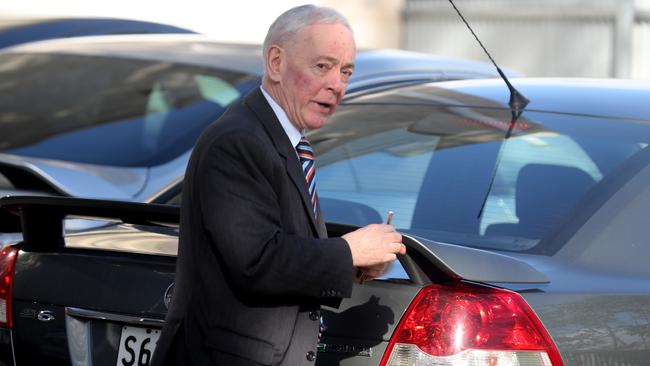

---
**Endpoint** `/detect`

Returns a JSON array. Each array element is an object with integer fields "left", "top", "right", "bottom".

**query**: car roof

[
  {"left": 0, "top": 15, "right": 196, "bottom": 48},
  {"left": 352, "top": 48, "right": 519, "bottom": 81},
  {"left": 0, "top": 33, "right": 518, "bottom": 87},
  {"left": 0, "top": 33, "right": 264, "bottom": 75},
  {"left": 346, "top": 77, "right": 650, "bottom": 122}
]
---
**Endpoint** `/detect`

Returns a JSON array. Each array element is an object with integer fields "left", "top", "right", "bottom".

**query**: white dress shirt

[{"left": 260, "top": 86, "right": 303, "bottom": 149}]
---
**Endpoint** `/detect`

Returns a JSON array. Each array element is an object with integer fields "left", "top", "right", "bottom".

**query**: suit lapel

[{"left": 244, "top": 89, "right": 322, "bottom": 238}]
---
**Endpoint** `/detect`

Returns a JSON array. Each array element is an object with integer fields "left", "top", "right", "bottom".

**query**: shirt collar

[{"left": 260, "top": 86, "right": 303, "bottom": 148}]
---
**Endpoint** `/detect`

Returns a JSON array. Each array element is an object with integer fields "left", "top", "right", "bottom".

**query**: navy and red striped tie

[{"left": 296, "top": 136, "right": 318, "bottom": 218}]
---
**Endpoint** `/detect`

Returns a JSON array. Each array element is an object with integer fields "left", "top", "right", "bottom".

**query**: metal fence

[{"left": 403, "top": 0, "right": 650, "bottom": 79}]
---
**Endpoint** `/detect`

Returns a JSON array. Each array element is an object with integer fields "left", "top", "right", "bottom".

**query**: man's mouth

[{"left": 314, "top": 101, "right": 334, "bottom": 113}]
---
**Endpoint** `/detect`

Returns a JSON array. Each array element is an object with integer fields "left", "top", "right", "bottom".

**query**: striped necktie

[{"left": 296, "top": 136, "right": 318, "bottom": 218}]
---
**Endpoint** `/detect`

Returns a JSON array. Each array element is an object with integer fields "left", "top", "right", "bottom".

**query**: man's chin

[{"left": 305, "top": 115, "right": 330, "bottom": 130}]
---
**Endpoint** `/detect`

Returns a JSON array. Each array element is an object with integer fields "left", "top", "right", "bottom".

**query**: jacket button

[
  {"left": 309, "top": 311, "right": 320, "bottom": 321},
  {"left": 306, "top": 351, "right": 316, "bottom": 362}
]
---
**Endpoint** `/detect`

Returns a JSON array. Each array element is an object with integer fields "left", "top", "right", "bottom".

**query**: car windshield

[
  {"left": 0, "top": 53, "right": 259, "bottom": 167},
  {"left": 312, "top": 100, "right": 650, "bottom": 255}
]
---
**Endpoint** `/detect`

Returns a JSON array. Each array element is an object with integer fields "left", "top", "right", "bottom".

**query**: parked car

[
  {"left": 0, "top": 15, "right": 196, "bottom": 48},
  {"left": 0, "top": 33, "right": 519, "bottom": 205},
  {"left": 2, "top": 77, "right": 649, "bottom": 365}
]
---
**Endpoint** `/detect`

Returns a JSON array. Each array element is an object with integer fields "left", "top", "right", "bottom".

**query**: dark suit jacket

[{"left": 151, "top": 88, "right": 354, "bottom": 366}]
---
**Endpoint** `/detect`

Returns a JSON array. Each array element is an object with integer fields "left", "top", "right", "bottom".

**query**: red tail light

[
  {"left": 0, "top": 245, "right": 18, "bottom": 328},
  {"left": 380, "top": 281, "right": 563, "bottom": 366}
]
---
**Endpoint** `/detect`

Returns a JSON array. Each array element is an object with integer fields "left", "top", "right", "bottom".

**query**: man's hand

[{"left": 342, "top": 224, "right": 405, "bottom": 268}]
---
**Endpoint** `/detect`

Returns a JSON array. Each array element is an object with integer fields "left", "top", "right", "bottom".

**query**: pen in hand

[{"left": 358, "top": 210, "right": 394, "bottom": 284}]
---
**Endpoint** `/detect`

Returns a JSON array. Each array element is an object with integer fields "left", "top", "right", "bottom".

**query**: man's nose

[{"left": 326, "top": 70, "right": 346, "bottom": 96}]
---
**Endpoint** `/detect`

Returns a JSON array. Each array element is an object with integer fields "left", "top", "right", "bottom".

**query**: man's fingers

[
  {"left": 383, "top": 253, "right": 397, "bottom": 262},
  {"left": 383, "top": 232, "right": 402, "bottom": 243},
  {"left": 385, "top": 241, "right": 405, "bottom": 254},
  {"left": 382, "top": 224, "right": 396, "bottom": 233}
]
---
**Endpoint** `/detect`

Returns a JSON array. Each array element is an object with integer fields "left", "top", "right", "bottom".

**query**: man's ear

[{"left": 266, "top": 45, "right": 283, "bottom": 82}]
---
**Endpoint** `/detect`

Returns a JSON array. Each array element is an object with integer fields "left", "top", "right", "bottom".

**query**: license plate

[{"left": 116, "top": 325, "right": 160, "bottom": 366}]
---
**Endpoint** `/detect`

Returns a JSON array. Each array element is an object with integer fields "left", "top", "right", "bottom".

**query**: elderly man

[{"left": 151, "top": 5, "right": 405, "bottom": 366}]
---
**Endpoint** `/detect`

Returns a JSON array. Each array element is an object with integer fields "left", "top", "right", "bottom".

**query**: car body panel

[
  {"left": 0, "top": 153, "right": 147, "bottom": 199},
  {"left": 318, "top": 281, "right": 420, "bottom": 365},
  {"left": 64, "top": 224, "right": 179, "bottom": 257},
  {"left": 11, "top": 250, "right": 175, "bottom": 365},
  {"left": 139, "top": 151, "right": 192, "bottom": 202}
]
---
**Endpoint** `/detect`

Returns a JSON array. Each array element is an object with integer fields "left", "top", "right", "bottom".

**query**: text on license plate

[{"left": 117, "top": 326, "right": 161, "bottom": 366}]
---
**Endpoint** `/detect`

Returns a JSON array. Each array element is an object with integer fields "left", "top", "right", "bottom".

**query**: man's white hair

[{"left": 262, "top": 4, "right": 352, "bottom": 68}]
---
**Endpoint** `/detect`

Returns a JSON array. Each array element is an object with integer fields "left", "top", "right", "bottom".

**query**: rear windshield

[
  {"left": 312, "top": 102, "right": 650, "bottom": 255},
  {"left": 0, "top": 53, "right": 259, "bottom": 167}
]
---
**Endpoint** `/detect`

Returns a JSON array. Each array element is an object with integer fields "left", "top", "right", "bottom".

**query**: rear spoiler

[
  {"left": 327, "top": 223, "right": 550, "bottom": 285},
  {"left": 3, "top": 196, "right": 547, "bottom": 284},
  {"left": 404, "top": 234, "right": 550, "bottom": 284},
  {"left": 0, "top": 196, "right": 179, "bottom": 248}
]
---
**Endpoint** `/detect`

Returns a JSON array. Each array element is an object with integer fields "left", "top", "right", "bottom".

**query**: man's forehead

[
  {"left": 299, "top": 23, "right": 354, "bottom": 45},
  {"left": 281, "top": 23, "right": 355, "bottom": 66}
]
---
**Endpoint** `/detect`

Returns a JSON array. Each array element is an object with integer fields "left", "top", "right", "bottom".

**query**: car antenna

[{"left": 447, "top": 0, "right": 530, "bottom": 218}]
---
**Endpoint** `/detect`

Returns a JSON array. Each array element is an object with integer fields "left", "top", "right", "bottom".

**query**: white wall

[
  {"left": 403, "top": 0, "right": 650, "bottom": 79},
  {"left": 2, "top": 0, "right": 647, "bottom": 79}
]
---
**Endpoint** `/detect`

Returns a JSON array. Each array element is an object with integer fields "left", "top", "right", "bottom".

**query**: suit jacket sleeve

[{"left": 196, "top": 129, "right": 354, "bottom": 299}]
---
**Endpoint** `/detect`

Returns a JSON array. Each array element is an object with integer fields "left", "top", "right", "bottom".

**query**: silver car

[{"left": 0, "top": 34, "right": 519, "bottom": 204}]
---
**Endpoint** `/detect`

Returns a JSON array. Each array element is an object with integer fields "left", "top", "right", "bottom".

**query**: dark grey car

[{"left": 2, "top": 77, "right": 649, "bottom": 366}]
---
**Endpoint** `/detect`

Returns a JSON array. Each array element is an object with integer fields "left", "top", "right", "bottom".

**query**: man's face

[{"left": 275, "top": 23, "right": 355, "bottom": 131}]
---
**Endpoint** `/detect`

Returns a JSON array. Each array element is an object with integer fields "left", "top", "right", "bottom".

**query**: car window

[
  {"left": 312, "top": 103, "right": 650, "bottom": 255},
  {"left": 0, "top": 53, "right": 259, "bottom": 167},
  {"left": 154, "top": 98, "right": 650, "bottom": 268}
]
